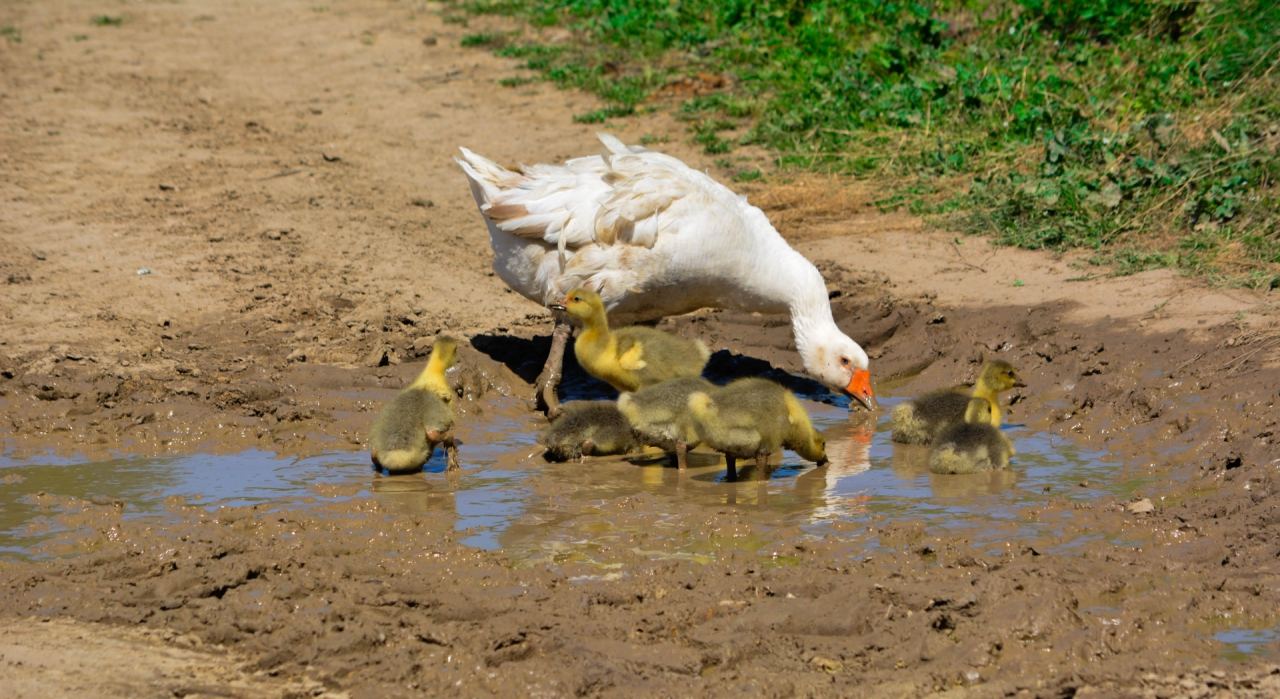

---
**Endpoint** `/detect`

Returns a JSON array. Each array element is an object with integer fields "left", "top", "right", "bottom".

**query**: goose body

[{"left": 456, "top": 134, "right": 875, "bottom": 412}]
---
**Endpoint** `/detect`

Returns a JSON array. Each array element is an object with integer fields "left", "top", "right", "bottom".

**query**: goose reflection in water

[{"left": 804, "top": 422, "right": 874, "bottom": 522}]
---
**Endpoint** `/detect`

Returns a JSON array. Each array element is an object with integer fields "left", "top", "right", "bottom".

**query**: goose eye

[{"left": 840, "top": 357, "right": 850, "bottom": 367}]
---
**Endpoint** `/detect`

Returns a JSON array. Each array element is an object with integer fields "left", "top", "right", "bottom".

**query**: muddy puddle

[{"left": 2, "top": 389, "right": 1151, "bottom": 568}]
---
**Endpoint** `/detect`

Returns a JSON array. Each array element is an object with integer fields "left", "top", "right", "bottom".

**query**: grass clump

[
  {"left": 90, "top": 14, "right": 126, "bottom": 26},
  {"left": 449, "top": 0, "right": 1280, "bottom": 286}
]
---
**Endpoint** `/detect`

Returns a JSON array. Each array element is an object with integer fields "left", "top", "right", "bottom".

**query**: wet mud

[
  {"left": 4, "top": 274, "right": 1280, "bottom": 697},
  {"left": 4, "top": 0, "right": 1280, "bottom": 696}
]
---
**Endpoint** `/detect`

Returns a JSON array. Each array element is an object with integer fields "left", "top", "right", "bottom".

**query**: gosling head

[
  {"left": 549, "top": 287, "right": 604, "bottom": 322},
  {"left": 797, "top": 430, "right": 828, "bottom": 466},
  {"left": 963, "top": 397, "right": 994, "bottom": 425},
  {"left": 800, "top": 326, "right": 876, "bottom": 412},
  {"left": 431, "top": 335, "right": 459, "bottom": 369},
  {"left": 977, "top": 360, "right": 1025, "bottom": 393}
]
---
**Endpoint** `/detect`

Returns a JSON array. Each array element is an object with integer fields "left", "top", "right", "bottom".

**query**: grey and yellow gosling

[
  {"left": 370, "top": 336, "right": 460, "bottom": 473},
  {"left": 541, "top": 401, "right": 639, "bottom": 462},
  {"left": 687, "top": 377, "right": 827, "bottom": 480},
  {"left": 551, "top": 288, "right": 710, "bottom": 393},
  {"left": 927, "top": 398, "right": 1016, "bottom": 474},
  {"left": 616, "top": 376, "right": 714, "bottom": 469},
  {"left": 889, "top": 360, "right": 1025, "bottom": 445}
]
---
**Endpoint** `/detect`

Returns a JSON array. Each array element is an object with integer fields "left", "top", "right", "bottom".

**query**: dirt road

[{"left": 3, "top": 1, "right": 1280, "bottom": 697}]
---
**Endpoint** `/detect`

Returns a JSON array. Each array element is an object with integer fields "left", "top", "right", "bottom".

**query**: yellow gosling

[
  {"left": 370, "top": 336, "right": 461, "bottom": 473},
  {"left": 889, "top": 360, "right": 1025, "bottom": 445},
  {"left": 541, "top": 401, "right": 639, "bottom": 462},
  {"left": 616, "top": 376, "right": 714, "bottom": 469},
  {"left": 687, "top": 377, "right": 827, "bottom": 481},
  {"left": 552, "top": 288, "right": 709, "bottom": 394},
  {"left": 927, "top": 398, "right": 1017, "bottom": 474}
]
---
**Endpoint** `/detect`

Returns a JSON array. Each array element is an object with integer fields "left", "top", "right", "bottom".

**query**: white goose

[{"left": 455, "top": 133, "right": 876, "bottom": 413}]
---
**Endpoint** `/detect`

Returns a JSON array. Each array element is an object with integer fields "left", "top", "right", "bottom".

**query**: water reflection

[{"left": 2, "top": 392, "right": 1130, "bottom": 565}]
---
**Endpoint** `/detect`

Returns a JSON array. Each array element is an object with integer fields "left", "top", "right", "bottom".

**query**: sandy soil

[{"left": 3, "top": 0, "right": 1280, "bottom": 697}]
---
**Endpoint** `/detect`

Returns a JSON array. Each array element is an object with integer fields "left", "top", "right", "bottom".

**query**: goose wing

[{"left": 460, "top": 134, "right": 717, "bottom": 252}]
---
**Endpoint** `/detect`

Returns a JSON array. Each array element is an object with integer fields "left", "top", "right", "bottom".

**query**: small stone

[
  {"left": 137, "top": 268, "right": 151, "bottom": 275},
  {"left": 809, "top": 656, "right": 843, "bottom": 673},
  {"left": 32, "top": 250, "right": 46, "bottom": 261},
  {"left": 411, "top": 198, "right": 434, "bottom": 208},
  {"left": 286, "top": 348, "right": 307, "bottom": 363},
  {"left": 1127, "top": 498, "right": 1155, "bottom": 514},
  {"left": 158, "top": 183, "right": 177, "bottom": 191},
  {"left": 422, "top": 36, "right": 438, "bottom": 46}
]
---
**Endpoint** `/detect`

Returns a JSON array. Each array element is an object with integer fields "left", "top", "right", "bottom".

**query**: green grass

[
  {"left": 90, "top": 14, "right": 126, "bottom": 26},
  {"left": 1, "top": 26, "right": 20, "bottom": 43},
  {"left": 449, "top": 0, "right": 1280, "bottom": 286}
]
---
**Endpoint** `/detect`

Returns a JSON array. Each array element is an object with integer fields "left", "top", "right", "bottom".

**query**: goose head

[{"left": 800, "top": 327, "right": 876, "bottom": 411}]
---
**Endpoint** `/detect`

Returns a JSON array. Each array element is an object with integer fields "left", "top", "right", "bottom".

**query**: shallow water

[
  {"left": 1214, "top": 627, "right": 1280, "bottom": 662},
  {"left": 0, "top": 393, "right": 1150, "bottom": 564}
]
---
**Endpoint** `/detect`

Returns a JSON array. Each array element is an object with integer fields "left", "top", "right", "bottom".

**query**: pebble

[{"left": 1127, "top": 498, "right": 1155, "bottom": 514}]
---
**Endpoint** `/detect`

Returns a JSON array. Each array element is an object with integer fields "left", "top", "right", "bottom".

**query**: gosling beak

[
  {"left": 844, "top": 368, "right": 878, "bottom": 411},
  {"left": 548, "top": 298, "right": 567, "bottom": 312},
  {"left": 1013, "top": 377, "right": 1028, "bottom": 388}
]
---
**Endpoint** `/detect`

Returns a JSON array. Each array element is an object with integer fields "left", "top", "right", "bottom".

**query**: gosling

[
  {"left": 370, "top": 336, "right": 460, "bottom": 473},
  {"left": 687, "top": 377, "right": 827, "bottom": 480},
  {"left": 551, "top": 288, "right": 710, "bottom": 394},
  {"left": 890, "top": 360, "right": 1025, "bottom": 445},
  {"left": 928, "top": 398, "right": 1016, "bottom": 474},
  {"left": 616, "top": 376, "right": 715, "bottom": 469},
  {"left": 541, "top": 401, "right": 639, "bottom": 462}
]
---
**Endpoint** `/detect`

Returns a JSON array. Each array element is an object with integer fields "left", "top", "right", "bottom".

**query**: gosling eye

[
  {"left": 572, "top": 295, "right": 581, "bottom": 302},
  {"left": 840, "top": 357, "right": 850, "bottom": 367}
]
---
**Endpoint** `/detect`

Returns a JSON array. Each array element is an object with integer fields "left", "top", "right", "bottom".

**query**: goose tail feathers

[{"left": 455, "top": 147, "right": 512, "bottom": 205}]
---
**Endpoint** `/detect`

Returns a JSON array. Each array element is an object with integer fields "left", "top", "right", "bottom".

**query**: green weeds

[{"left": 450, "top": 0, "right": 1280, "bottom": 286}]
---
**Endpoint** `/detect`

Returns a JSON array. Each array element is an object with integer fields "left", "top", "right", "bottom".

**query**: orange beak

[{"left": 844, "top": 368, "right": 877, "bottom": 411}]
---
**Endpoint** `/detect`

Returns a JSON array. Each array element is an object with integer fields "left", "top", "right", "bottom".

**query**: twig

[
  {"left": 1166, "top": 352, "right": 1205, "bottom": 377},
  {"left": 949, "top": 240, "right": 994, "bottom": 273},
  {"left": 261, "top": 168, "right": 306, "bottom": 181},
  {"left": 1065, "top": 273, "right": 1099, "bottom": 282},
  {"left": 1223, "top": 335, "right": 1280, "bottom": 377}
]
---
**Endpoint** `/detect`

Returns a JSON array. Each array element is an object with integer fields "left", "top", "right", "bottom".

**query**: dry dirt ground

[{"left": 3, "top": 1, "right": 1280, "bottom": 697}]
